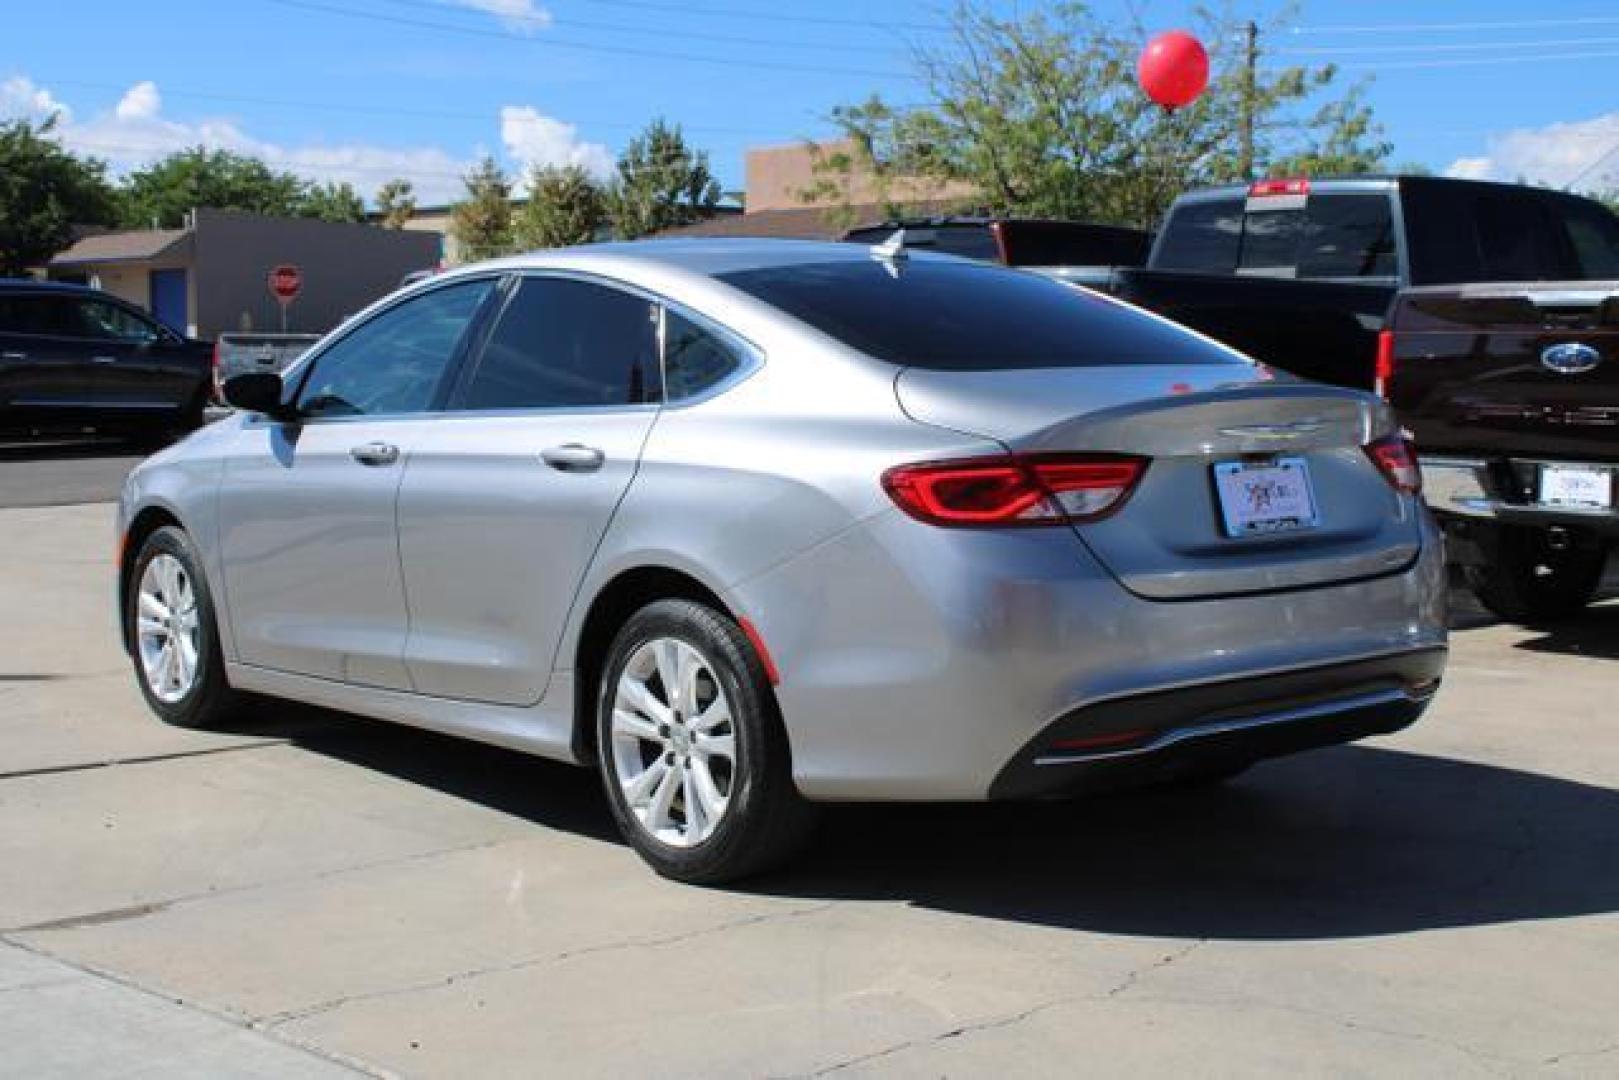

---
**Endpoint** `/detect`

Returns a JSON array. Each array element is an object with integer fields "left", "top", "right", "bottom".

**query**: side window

[
  {"left": 1556, "top": 201, "right": 1619, "bottom": 279},
  {"left": 1153, "top": 200, "right": 1242, "bottom": 273},
  {"left": 295, "top": 280, "right": 493, "bottom": 418},
  {"left": 1, "top": 295, "right": 78, "bottom": 336},
  {"left": 74, "top": 299, "right": 161, "bottom": 343},
  {"left": 663, "top": 310, "right": 748, "bottom": 401},
  {"left": 457, "top": 277, "right": 659, "bottom": 411}
]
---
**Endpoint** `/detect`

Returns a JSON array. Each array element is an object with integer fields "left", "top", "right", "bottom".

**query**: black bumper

[{"left": 988, "top": 648, "right": 1447, "bottom": 800}]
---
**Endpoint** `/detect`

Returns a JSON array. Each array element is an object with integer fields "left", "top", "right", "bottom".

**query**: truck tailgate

[{"left": 1387, "top": 283, "right": 1619, "bottom": 463}]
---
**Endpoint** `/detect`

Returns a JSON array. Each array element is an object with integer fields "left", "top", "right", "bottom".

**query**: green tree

[
  {"left": 608, "top": 119, "right": 721, "bottom": 239},
  {"left": 811, "top": 2, "right": 1392, "bottom": 229},
  {"left": 0, "top": 116, "right": 119, "bottom": 275},
  {"left": 512, "top": 164, "right": 606, "bottom": 250},
  {"left": 300, "top": 180, "right": 366, "bottom": 223},
  {"left": 375, "top": 178, "right": 417, "bottom": 229},
  {"left": 119, "top": 147, "right": 308, "bottom": 228},
  {"left": 451, "top": 156, "right": 514, "bottom": 262}
]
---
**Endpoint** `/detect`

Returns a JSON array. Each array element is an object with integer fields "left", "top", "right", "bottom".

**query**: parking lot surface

[{"left": 2, "top": 484, "right": 1617, "bottom": 1077}]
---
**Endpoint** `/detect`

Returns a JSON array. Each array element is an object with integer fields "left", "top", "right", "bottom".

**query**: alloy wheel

[
  {"left": 135, "top": 554, "right": 201, "bottom": 704},
  {"left": 610, "top": 637, "right": 737, "bottom": 848}
]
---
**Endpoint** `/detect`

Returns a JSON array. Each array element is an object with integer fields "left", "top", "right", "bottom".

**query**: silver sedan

[{"left": 117, "top": 240, "right": 1448, "bottom": 883}]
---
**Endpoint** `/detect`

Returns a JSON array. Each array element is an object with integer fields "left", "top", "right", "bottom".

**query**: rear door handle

[
  {"left": 541, "top": 443, "right": 605, "bottom": 472},
  {"left": 1, "top": 351, "right": 25, "bottom": 361},
  {"left": 92, "top": 355, "right": 119, "bottom": 364},
  {"left": 350, "top": 441, "right": 400, "bottom": 466}
]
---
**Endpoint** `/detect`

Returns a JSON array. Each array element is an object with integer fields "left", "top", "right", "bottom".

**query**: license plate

[
  {"left": 1540, "top": 465, "right": 1613, "bottom": 509},
  {"left": 1213, "top": 458, "right": 1320, "bottom": 538}
]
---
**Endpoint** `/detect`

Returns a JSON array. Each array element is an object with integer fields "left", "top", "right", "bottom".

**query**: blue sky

[{"left": 6, "top": 0, "right": 1619, "bottom": 206}]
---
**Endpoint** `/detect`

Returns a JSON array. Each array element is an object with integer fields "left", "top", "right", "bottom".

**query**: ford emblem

[{"left": 1541, "top": 342, "right": 1602, "bottom": 375}]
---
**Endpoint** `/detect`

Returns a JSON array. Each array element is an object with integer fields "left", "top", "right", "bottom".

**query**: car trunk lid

[{"left": 895, "top": 365, "right": 1422, "bottom": 600}]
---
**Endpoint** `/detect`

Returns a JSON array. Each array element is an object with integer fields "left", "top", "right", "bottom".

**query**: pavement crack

[
  {"left": 1105, "top": 939, "right": 1206, "bottom": 998},
  {"left": 0, "top": 739, "right": 288, "bottom": 781},
  {"left": 793, "top": 998, "right": 1071, "bottom": 1078},
  {"left": 260, "top": 901, "right": 838, "bottom": 1029},
  {"left": 9, "top": 901, "right": 172, "bottom": 934},
  {"left": 1544, "top": 1042, "right": 1619, "bottom": 1067}
]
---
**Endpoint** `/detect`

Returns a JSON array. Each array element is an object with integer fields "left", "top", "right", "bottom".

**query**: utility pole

[{"left": 1238, "top": 20, "right": 1259, "bottom": 182}]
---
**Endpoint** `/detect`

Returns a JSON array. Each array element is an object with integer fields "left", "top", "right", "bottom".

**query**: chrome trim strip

[{"left": 1031, "top": 686, "right": 1420, "bottom": 767}]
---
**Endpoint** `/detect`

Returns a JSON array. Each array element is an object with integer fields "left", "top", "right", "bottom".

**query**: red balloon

[{"left": 1138, "top": 30, "right": 1210, "bottom": 110}]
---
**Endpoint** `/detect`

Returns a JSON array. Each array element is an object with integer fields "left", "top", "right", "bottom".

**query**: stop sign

[{"left": 267, "top": 264, "right": 302, "bottom": 304}]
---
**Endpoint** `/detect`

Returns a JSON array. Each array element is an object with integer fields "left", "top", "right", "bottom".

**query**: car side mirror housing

[{"left": 223, "top": 372, "right": 296, "bottom": 421}]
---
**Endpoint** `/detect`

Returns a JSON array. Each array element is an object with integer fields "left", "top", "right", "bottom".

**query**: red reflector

[
  {"left": 738, "top": 617, "right": 780, "bottom": 686},
  {"left": 882, "top": 454, "right": 1147, "bottom": 527},
  {"left": 1248, "top": 177, "right": 1310, "bottom": 198},
  {"left": 1050, "top": 729, "right": 1153, "bottom": 752},
  {"left": 1373, "top": 329, "right": 1396, "bottom": 399},
  {"left": 1365, "top": 434, "right": 1422, "bottom": 495}
]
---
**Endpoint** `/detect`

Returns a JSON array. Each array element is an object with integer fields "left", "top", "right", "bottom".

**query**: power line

[
  {"left": 36, "top": 78, "right": 800, "bottom": 138},
  {"left": 1274, "top": 34, "right": 1619, "bottom": 56},
  {"left": 263, "top": 0, "right": 909, "bottom": 79},
  {"left": 1312, "top": 48, "right": 1619, "bottom": 70},
  {"left": 550, "top": 0, "right": 950, "bottom": 33},
  {"left": 1291, "top": 14, "right": 1619, "bottom": 34},
  {"left": 371, "top": 0, "right": 922, "bottom": 52}
]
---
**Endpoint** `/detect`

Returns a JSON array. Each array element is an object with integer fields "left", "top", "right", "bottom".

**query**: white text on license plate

[
  {"left": 1540, "top": 465, "right": 1613, "bottom": 509},
  {"left": 1214, "top": 458, "right": 1320, "bottom": 538}
]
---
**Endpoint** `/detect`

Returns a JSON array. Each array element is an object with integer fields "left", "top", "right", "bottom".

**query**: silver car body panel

[{"left": 120, "top": 239, "right": 1448, "bottom": 801}]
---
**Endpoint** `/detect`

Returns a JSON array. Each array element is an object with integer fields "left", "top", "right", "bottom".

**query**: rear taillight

[
  {"left": 1365, "top": 434, "right": 1421, "bottom": 495},
  {"left": 1374, "top": 329, "right": 1396, "bottom": 399},
  {"left": 210, "top": 339, "right": 223, "bottom": 403},
  {"left": 882, "top": 454, "right": 1147, "bottom": 527}
]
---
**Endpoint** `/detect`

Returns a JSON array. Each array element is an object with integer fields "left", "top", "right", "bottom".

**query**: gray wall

[{"left": 191, "top": 209, "right": 441, "bottom": 338}]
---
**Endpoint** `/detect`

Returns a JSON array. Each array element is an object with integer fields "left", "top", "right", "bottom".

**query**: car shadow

[
  {"left": 221, "top": 704, "right": 1619, "bottom": 942},
  {"left": 1513, "top": 601, "right": 1619, "bottom": 660}
]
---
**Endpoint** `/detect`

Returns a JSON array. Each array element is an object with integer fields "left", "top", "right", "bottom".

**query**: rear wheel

[
  {"left": 1464, "top": 525, "right": 1607, "bottom": 625},
  {"left": 596, "top": 599, "right": 817, "bottom": 884},
  {"left": 126, "top": 526, "right": 249, "bottom": 728}
]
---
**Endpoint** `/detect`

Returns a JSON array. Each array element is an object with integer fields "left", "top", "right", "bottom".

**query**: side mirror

[{"left": 223, "top": 372, "right": 296, "bottom": 421}]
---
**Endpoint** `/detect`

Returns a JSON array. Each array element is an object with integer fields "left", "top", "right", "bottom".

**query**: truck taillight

[
  {"left": 1365, "top": 434, "right": 1421, "bottom": 495},
  {"left": 883, "top": 454, "right": 1147, "bottom": 527},
  {"left": 1247, "top": 178, "right": 1309, "bottom": 198},
  {"left": 1374, "top": 329, "right": 1396, "bottom": 399}
]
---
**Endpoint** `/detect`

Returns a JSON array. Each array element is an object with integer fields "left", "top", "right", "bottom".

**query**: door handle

[
  {"left": 1, "top": 351, "right": 25, "bottom": 361},
  {"left": 92, "top": 355, "right": 119, "bottom": 364},
  {"left": 541, "top": 443, "right": 605, "bottom": 472},
  {"left": 350, "top": 441, "right": 400, "bottom": 466}
]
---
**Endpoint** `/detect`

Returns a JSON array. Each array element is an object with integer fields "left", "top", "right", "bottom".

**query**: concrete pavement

[{"left": 2, "top": 501, "right": 1617, "bottom": 1077}]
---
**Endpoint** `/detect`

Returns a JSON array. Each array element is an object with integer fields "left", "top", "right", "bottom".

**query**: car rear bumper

[
  {"left": 1423, "top": 455, "right": 1619, "bottom": 538},
  {"left": 987, "top": 647, "right": 1444, "bottom": 799},
  {"left": 731, "top": 505, "right": 1449, "bottom": 802}
]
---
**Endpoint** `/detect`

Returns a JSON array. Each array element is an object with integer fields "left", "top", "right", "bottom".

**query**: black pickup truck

[
  {"left": 1112, "top": 175, "right": 1619, "bottom": 392},
  {"left": 1108, "top": 176, "right": 1619, "bottom": 621}
]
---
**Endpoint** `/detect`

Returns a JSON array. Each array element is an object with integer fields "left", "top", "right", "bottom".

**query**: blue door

[{"left": 148, "top": 269, "right": 187, "bottom": 334}]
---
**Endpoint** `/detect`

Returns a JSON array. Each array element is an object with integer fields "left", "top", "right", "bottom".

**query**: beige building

[{"left": 744, "top": 139, "right": 976, "bottom": 215}]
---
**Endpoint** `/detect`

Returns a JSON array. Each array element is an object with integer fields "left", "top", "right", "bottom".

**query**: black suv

[{"left": 0, "top": 281, "right": 212, "bottom": 442}]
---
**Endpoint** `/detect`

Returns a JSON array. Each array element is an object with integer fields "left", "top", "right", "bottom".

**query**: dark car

[{"left": 0, "top": 280, "right": 212, "bottom": 443}]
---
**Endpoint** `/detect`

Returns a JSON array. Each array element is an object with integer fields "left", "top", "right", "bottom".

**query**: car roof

[
  {"left": 466, "top": 237, "right": 964, "bottom": 280},
  {"left": 0, "top": 278, "right": 107, "bottom": 296}
]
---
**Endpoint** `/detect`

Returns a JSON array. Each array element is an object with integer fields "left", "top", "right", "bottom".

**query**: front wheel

[
  {"left": 126, "top": 526, "right": 249, "bottom": 728},
  {"left": 596, "top": 599, "right": 817, "bottom": 884},
  {"left": 1464, "top": 526, "right": 1607, "bottom": 625}
]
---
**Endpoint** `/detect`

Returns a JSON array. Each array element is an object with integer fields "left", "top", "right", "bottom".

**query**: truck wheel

[{"left": 1463, "top": 526, "right": 1607, "bottom": 625}]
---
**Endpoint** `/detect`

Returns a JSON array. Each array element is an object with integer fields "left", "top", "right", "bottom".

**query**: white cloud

[
  {"left": 451, "top": 0, "right": 551, "bottom": 33},
  {"left": 1445, "top": 113, "right": 1619, "bottom": 192},
  {"left": 114, "top": 81, "right": 161, "bottom": 122},
  {"left": 0, "top": 75, "right": 71, "bottom": 123},
  {"left": 500, "top": 105, "right": 614, "bottom": 181}
]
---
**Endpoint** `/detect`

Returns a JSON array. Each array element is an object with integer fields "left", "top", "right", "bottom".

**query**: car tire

[
  {"left": 1464, "top": 526, "right": 1607, "bottom": 625},
  {"left": 126, "top": 526, "right": 249, "bottom": 729},
  {"left": 596, "top": 599, "right": 818, "bottom": 884}
]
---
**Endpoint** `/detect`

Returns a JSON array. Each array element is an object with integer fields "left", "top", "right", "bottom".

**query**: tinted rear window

[
  {"left": 720, "top": 259, "right": 1246, "bottom": 371},
  {"left": 1156, "top": 193, "right": 1396, "bottom": 279},
  {"left": 1153, "top": 200, "right": 1242, "bottom": 273}
]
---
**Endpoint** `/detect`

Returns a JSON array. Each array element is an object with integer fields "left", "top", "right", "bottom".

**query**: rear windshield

[
  {"left": 720, "top": 259, "right": 1247, "bottom": 371},
  {"left": 1155, "top": 193, "right": 1397, "bottom": 279}
]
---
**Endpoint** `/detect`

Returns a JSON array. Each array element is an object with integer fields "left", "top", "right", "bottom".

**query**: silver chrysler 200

[{"left": 117, "top": 239, "right": 1448, "bottom": 883}]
